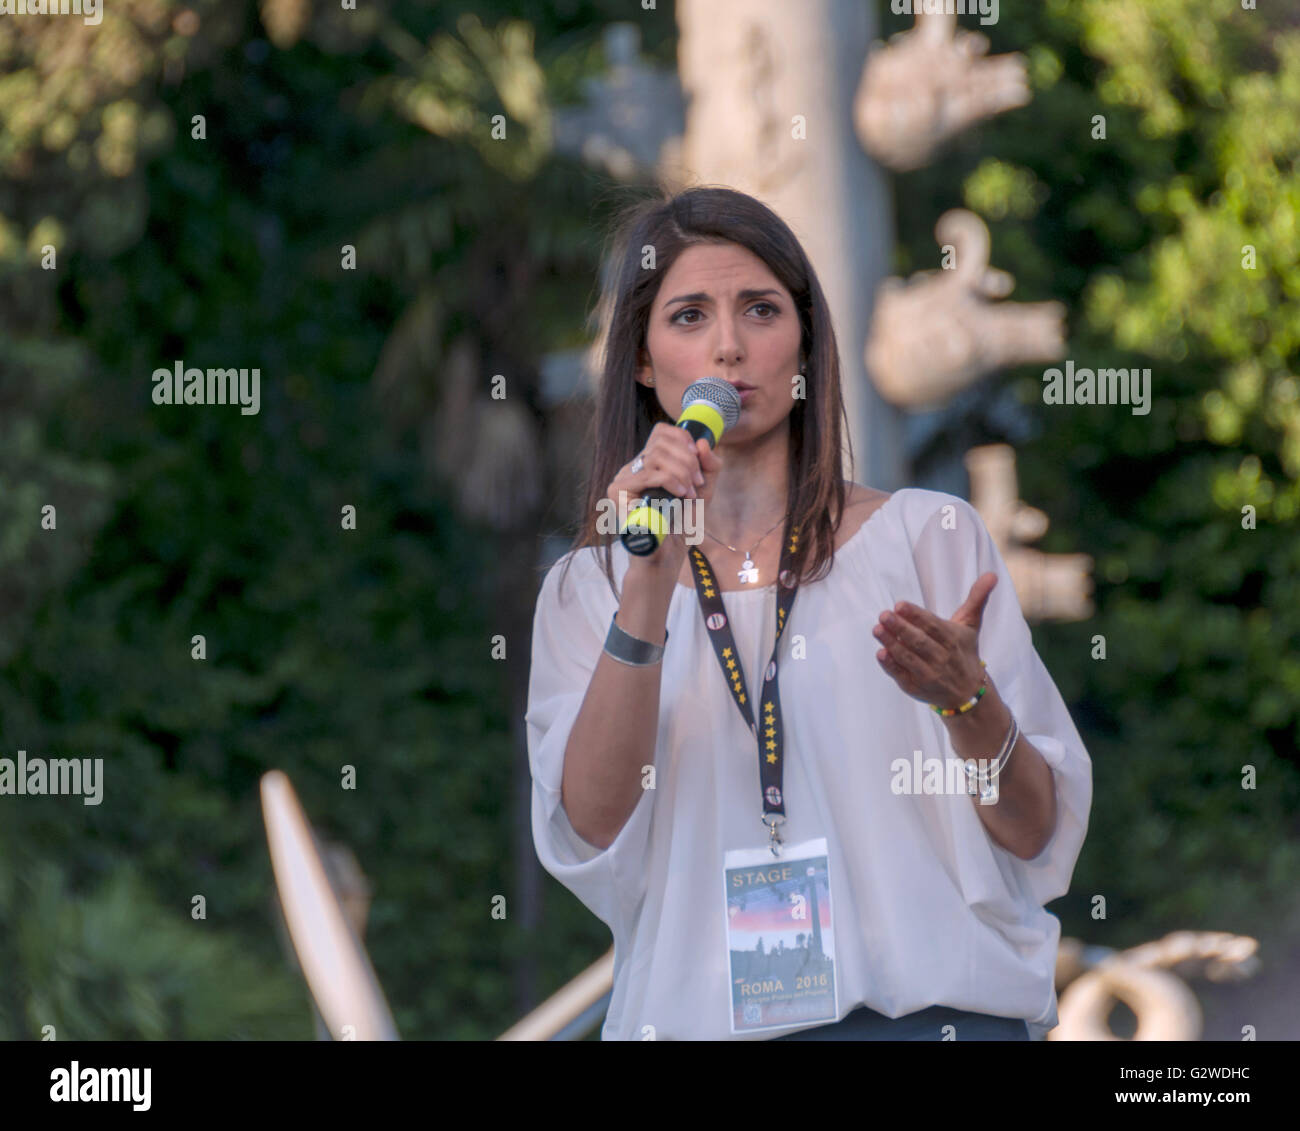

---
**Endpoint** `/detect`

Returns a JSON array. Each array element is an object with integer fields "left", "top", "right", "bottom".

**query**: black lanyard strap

[{"left": 687, "top": 523, "right": 800, "bottom": 856}]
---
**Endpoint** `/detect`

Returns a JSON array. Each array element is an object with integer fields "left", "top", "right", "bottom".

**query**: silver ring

[{"left": 630, "top": 453, "right": 645, "bottom": 474}]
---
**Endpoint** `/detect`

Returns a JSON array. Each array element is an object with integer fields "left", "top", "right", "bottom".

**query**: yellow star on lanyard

[
  {"left": 765, "top": 739, "right": 776, "bottom": 751},
  {"left": 765, "top": 727, "right": 775, "bottom": 738},
  {"left": 738, "top": 692, "right": 747, "bottom": 704},
  {"left": 704, "top": 588, "right": 715, "bottom": 598},
  {"left": 722, "top": 647, "right": 733, "bottom": 658},
  {"left": 726, "top": 658, "right": 736, "bottom": 670},
  {"left": 766, "top": 752, "right": 778, "bottom": 764}
]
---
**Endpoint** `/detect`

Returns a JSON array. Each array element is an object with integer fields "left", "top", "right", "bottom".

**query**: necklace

[{"left": 703, "top": 513, "right": 788, "bottom": 584}]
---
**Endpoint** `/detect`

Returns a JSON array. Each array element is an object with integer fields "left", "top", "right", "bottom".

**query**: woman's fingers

[
  {"left": 645, "top": 425, "right": 701, "bottom": 497},
  {"left": 877, "top": 612, "right": 944, "bottom": 665},
  {"left": 876, "top": 650, "right": 918, "bottom": 697},
  {"left": 606, "top": 425, "right": 732, "bottom": 513},
  {"left": 695, "top": 437, "right": 723, "bottom": 499},
  {"left": 609, "top": 441, "right": 700, "bottom": 502},
  {"left": 891, "top": 602, "right": 952, "bottom": 648},
  {"left": 876, "top": 630, "right": 929, "bottom": 678}
]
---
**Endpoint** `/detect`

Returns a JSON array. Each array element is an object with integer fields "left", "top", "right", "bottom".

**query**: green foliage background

[{"left": 0, "top": 0, "right": 1296, "bottom": 1040}]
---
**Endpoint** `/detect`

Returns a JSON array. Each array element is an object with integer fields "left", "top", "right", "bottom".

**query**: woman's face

[{"left": 636, "top": 241, "right": 803, "bottom": 445}]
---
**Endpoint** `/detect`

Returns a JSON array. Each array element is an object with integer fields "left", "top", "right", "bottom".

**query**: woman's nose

[{"left": 714, "top": 333, "right": 742, "bottom": 364}]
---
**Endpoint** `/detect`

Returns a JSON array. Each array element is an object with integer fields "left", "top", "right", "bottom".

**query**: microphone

[{"left": 620, "top": 376, "right": 743, "bottom": 556}]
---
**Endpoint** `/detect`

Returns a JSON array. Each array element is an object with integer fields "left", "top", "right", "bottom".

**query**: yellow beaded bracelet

[{"left": 931, "top": 661, "right": 988, "bottom": 717}]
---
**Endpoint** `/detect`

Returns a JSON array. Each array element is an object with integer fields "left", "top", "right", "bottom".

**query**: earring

[{"left": 648, "top": 377, "right": 655, "bottom": 386}]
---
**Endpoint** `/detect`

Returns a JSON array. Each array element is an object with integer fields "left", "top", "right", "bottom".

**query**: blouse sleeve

[
  {"left": 904, "top": 492, "right": 1092, "bottom": 908},
  {"left": 525, "top": 549, "right": 658, "bottom": 938}
]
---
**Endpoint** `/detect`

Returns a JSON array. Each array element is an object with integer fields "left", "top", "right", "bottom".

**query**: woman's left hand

[{"left": 873, "top": 573, "right": 998, "bottom": 709}]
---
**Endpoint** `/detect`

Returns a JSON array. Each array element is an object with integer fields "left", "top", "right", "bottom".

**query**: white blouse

[{"left": 526, "top": 487, "right": 1092, "bottom": 1041}]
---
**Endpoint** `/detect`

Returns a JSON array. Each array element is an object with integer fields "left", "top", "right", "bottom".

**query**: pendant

[{"left": 738, "top": 555, "right": 759, "bottom": 584}]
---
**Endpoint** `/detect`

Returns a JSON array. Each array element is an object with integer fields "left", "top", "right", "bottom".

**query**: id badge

[{"left": 723, "top": 836, "right": 838, "bottom": 1034}]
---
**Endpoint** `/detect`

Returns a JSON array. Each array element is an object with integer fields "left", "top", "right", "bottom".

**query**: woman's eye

[{"left": 672, "top": 303, "right": 776, "bottom": 325}]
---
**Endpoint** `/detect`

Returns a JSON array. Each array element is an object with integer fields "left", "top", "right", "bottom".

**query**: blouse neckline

[{"left": 670, "top": 488, "right": 902, "bottom": 597}]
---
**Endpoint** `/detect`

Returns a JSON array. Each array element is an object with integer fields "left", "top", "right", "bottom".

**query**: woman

[{"left": 526, "top": 186, "right": 1091, "bottom": 1041}]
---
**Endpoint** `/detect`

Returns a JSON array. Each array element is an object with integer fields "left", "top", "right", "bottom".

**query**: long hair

[{"left": 561, "top": 185, "right": 851, "bottom": 599}]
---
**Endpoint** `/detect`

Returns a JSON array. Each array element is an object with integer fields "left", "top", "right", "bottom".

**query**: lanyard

[{"left": 687, "top": 523, "right": 800, "bottom": 856}]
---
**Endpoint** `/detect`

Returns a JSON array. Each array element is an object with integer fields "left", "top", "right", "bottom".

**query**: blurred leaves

[
  {"left": 0, "top": 856, "right": 305, "bottom": 1040},
  {"left": 963, "top": 158, "right": 1047, "bottom": 221},
  {"left": 368, "top": 13, "right": 552, "bottom": 180}
]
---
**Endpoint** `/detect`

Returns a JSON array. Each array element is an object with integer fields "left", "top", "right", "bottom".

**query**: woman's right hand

[{"left": 606, "top": 423, "right": 724, "bottom": 583}]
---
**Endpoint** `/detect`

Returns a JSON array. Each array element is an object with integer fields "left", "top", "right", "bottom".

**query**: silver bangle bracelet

[
  {"left": 964, "top": 712, "right": 1019, "bottom": 785},
  {"left": 604, "top": 613, "right": 667, "bottom": 666}
]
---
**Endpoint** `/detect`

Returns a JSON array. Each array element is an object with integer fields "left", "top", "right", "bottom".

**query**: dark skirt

[{"left": 768, "top": 1003, "right": 1032, "bottom": 1041}]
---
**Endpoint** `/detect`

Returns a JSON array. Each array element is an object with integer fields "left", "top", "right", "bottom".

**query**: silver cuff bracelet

[{"left": 604, "top": 613, "right": 667, "bottom": 666}]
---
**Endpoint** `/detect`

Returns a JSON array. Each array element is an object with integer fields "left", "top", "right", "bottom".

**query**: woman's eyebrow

[{"left": 664, "top": 288, "right": 781, "bottom": 306}]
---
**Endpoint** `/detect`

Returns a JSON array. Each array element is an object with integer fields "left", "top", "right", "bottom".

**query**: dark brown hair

[{"left": 561, "top": 185, "right": 851, "bottom": 599}]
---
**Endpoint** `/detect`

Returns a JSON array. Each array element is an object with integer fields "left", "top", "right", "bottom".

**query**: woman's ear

[{"left": 634, "top": 351, "right": 656, "bottom": 388}]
